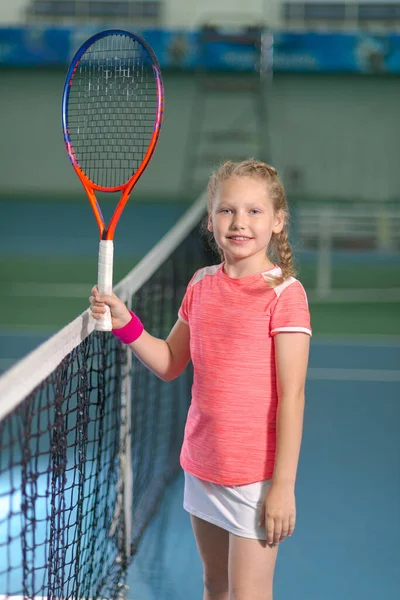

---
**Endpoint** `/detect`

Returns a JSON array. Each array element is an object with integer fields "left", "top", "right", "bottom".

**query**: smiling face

[{"left": 208, "top": 176, "right": 284, "bottom": 273}]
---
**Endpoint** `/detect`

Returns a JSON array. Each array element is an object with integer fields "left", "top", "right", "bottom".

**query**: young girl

[{"left": 90, "top": 159, "right": 311, "bottom": 600}]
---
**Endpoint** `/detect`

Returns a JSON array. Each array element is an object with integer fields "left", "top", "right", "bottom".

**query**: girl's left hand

[{"left": 258, "top": 481, "right": 296, "bottom": 547}]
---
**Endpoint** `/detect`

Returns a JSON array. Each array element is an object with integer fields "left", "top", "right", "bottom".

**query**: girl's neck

[{"left": 222, "top": 256, "right": 275, "bottom": 279}]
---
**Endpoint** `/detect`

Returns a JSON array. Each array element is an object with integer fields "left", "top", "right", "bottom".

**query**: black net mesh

[
  {"left": 0, "top": 213, "right": 216, "bottom": 599},
  {"left": 0, "top": 336, "right": 127, "bottom": 599},
  {"left": 66, "top": 32, "right": 161, "bottom": 189}
]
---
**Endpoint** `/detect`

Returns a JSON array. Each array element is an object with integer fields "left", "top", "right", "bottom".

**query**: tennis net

[{"left": 0, "top": 193, "right": 210, "bottom": 599}]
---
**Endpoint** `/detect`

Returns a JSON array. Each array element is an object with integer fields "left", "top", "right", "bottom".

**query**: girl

[{"left": 90, "top": 159, "right": 311, "bottom": 600}]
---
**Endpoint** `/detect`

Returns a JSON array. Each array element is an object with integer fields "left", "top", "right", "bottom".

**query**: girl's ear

[
  {"left": 207, "top": 214, "right": 213, "bottom": 232},
  {"left": 273, "top": 210, "right": 285, "bottom": 234}
]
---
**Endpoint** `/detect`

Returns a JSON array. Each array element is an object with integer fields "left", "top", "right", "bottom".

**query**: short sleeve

[
  {"left": 178, "top": 289, "right": 190, "bottom": 324},
  {"left": 270, "top": 280, "right": 312, "bottom": 337},
  {"left": 178, "top": 270, "right": 199, "bottom": 325}
]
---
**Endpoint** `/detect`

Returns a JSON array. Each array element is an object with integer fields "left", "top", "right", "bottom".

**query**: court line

[
  {"left": 311, "top": 336, "right": 400, "bottom": 346},
  {"left": 307, "top": 367, "right": 400, "bottom": 382},
  {"left": 4, "top": 283, "right": 400, "bottom": 303},
  {"left": 2, "top": 283, "right": 90, "bottom": 298},
  {"left": 308, "top": 289, "right": 400, "bottom": 303},
  {"left": 0, "top": 597, "right": 106, "bottom": 600},
  {"left": 1, "top": 360, "right": 398, "bottom": 383},
  {"left": 0, "top": 330, "right": 54, "bottom": 337},
  {"left": 0, "top": 326, "right": 57, "bottom": 333},
  {"left": 2, "top": 332, "right": 399, "bottom": 343}
]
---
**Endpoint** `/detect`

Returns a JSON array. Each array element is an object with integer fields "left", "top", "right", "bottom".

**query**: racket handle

[{"left": 96, "top": 240, "right": 114, "bottom": 332}]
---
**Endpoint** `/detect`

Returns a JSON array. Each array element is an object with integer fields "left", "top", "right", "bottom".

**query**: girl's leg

[
  {"left": 228, "top": 534, "right": 279, "bottom": 600},
  {"left": 190, "top": 515, "right": 230, "bottom": 600}
]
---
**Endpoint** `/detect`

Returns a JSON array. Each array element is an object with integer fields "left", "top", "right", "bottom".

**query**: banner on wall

[{"left": 0, "top": 27, "right": 399, "bottom": 73}]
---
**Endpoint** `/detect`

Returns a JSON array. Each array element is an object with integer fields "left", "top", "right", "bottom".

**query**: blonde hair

[{"left": 206, "top": 158, "right": 296, "bottom": 284}]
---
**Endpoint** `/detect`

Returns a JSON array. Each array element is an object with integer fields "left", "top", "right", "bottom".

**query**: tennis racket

[{"left": 62, "top": 29, "right": 164, "bottom": 331}]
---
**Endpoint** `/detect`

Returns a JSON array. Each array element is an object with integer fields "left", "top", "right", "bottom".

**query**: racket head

[
  {"left": 62, "top": 30, "right": 164, "bottom": 332},
  {"left": 62, "top": 29, "right": 164, "bottom": 196}
]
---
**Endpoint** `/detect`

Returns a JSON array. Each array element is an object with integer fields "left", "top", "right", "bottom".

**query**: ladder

[{"left": 181, "top": 23, "right": 273, "bottom": 196}]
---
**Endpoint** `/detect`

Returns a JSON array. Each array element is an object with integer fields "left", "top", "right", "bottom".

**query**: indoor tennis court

[
  {"left": 1, "top": 2, "right": 400, "bottom": 599},
  {"left": 1, "top": 193, "right": 399, "bottom": 599}
]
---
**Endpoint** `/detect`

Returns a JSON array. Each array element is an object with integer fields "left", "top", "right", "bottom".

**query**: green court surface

[
  {"left": 309, "top": 302, "right": 399, "bottom": 337},
  {"left": 298, "top": 262, "right": 400, "bottom": 291},
  {"left": 0, "top": 256, "right": 139, "bottom": 330},
  {"left": 1, "top": 256, "right": 399, "bottom": 337}
]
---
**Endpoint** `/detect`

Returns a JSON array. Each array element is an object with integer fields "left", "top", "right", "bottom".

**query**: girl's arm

[
  {"left": 272, "top": 332, "right": 310, "bottom": 486},
  {"left": 89, "top": 287, "right": 191, "bottom": 382},
  {"left": 260, "top": 332, "right": 310, "bottom": 546},
  {"left": 127, "top": 318, "right": 190, "bottom": 382}
]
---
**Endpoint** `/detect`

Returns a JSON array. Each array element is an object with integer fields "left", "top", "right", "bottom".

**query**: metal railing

[
  {"left": 296, "top": 204, "right": 400, "bottom": 300},
  {"left": 26, "top": 0, "right": 162, "bottom": 23},
  {"left": 283, "top": 2, "right": 400, "bottom": 29}
]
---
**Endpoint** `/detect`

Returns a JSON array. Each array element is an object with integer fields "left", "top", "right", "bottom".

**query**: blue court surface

[{"left": 126, "top": 339, "right": 400, "bottom": 600}]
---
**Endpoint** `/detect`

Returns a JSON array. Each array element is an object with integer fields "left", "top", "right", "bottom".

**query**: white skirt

[{"left": 183, "top": 471, "right": 272, "bottom": 540}]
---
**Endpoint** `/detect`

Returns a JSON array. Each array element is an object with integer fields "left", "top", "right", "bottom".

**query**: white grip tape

[{"left": 96, "top": 240, "right": 114, "bottom": 332}]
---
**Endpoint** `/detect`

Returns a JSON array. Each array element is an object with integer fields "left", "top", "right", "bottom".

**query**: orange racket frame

[{"left": 62, "top": 30, "right": 164, "bottom": 331}]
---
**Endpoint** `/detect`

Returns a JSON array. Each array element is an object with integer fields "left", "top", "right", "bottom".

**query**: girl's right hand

[{"left": 89, "top": 286, "right": 132, "bottom": 330}]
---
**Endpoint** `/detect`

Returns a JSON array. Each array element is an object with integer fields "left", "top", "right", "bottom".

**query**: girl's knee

[
  {"left": 230, "top": 584, "right": 272, "bottom": 600},
  {"left": 204, "top": 571, "right": 229, "bottom": 596}
]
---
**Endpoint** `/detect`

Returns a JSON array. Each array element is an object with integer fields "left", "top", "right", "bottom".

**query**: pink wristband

[{"left": 112, "top": 311, "right": 144, "bottom": 344}]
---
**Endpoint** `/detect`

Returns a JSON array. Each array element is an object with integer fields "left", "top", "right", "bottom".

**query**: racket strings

[{"left": 67, "top": 33, "right": 159, "bottom": 189}]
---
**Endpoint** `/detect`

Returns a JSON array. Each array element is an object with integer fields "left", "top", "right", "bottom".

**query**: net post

[
  {"left": 316, "top": 206, "right": 333, "bottom": 299},
  {"left": 121, "top": 348, "right": 133, "bottom": 560},
  {"left": 109, "top": 288, "right": 133, "bottom": 565},
  {"left": 121, "top": 289, "right": 133, "bottom": 560}
]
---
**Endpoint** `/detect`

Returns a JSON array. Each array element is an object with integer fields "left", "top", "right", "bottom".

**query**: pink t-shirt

[{"left": 178, "top": 263, "right": 312, "bottom": 486}]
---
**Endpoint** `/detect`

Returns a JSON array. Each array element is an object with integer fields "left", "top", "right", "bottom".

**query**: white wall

[
  {"left": 0, "top": 0, "right": 282, "bottom": 27},
  {"left": 164, "top": 0, "right": 282, "bottom": 28},
  {"left": 1, "top": 70, "right": 399, "bottom": 202},
  {"left": 0, "top": 0, "right": 29, "bottom": 24}
]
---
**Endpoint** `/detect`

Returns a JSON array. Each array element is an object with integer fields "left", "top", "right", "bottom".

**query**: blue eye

[
  {"left": 250, "top": 209, "right": 261, "bottom": 214},
  {"left": 220, "top": 208, "right": 231, "bottom": 214}
]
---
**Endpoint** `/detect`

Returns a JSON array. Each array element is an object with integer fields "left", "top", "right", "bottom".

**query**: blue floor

[{"left": 126, "top": 340, "right": 400, "bottom": 600}]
